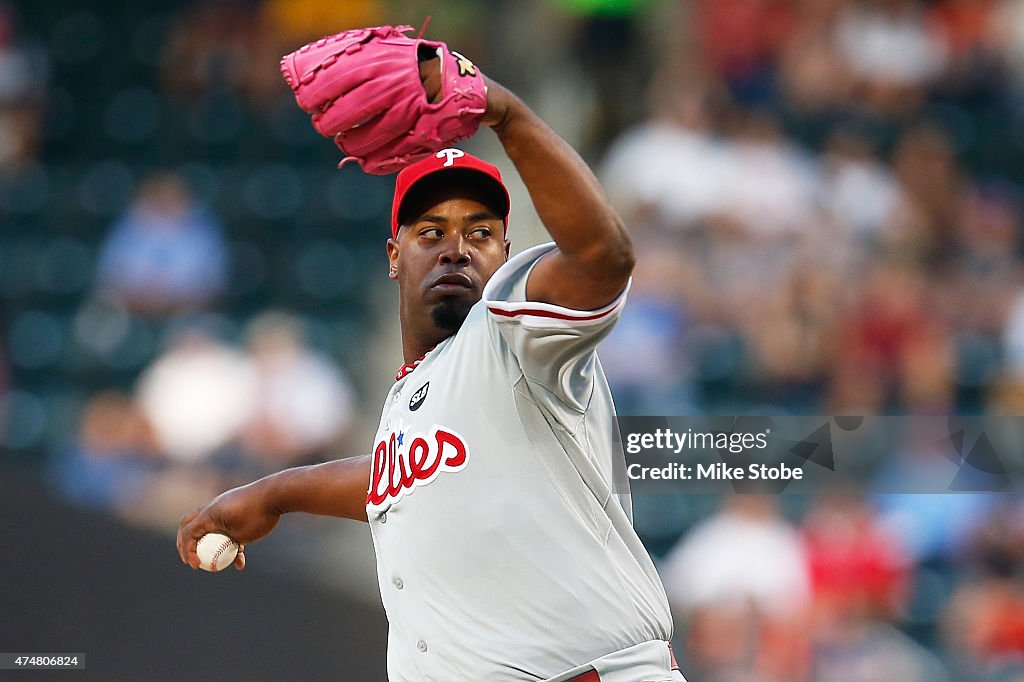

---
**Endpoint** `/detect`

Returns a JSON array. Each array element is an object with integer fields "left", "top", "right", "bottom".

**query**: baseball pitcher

[{"left": 177, "top": 24, "right": 686, "bottom": 682}]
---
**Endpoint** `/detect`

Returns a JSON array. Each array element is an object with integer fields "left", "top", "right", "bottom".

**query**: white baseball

[{"left": 196, "top": 532, "right": 239, "bottom": 572}]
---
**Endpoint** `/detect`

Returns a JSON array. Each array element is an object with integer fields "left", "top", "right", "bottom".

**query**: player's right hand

[{"left": 176, "top": 483, "right": 282, "bottom": 571}]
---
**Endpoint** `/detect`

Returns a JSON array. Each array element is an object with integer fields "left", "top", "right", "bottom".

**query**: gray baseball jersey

[{"left": 366, "top": 242, "right": 676, "bottom": 681}]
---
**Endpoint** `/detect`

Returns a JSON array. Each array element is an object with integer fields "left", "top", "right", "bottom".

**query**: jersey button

[
  {"left": 378, "top": 512, "right": 387, "bottom": 523},
  {"left": 392, "top": 576, "right": 404, "bottom": 590},
  {"left": 416, "top": 640, "right": 427, "bottom": 653}
]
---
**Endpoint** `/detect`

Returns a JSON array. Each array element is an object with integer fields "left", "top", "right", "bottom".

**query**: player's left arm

[
  {"left": 482, "top": 80, "right": 635, "bottom": 310},
  {"left": 289, "top": 30, "right": 630, "bottom": 308},
  {"left": 416, "top": 54, "right": 633, "bottom": 310}
]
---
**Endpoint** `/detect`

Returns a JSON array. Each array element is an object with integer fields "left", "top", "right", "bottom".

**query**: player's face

[{"left": 387, "top": 189, "right": 510, "bottom": 335}]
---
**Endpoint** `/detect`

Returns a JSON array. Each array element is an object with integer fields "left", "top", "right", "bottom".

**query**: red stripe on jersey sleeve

[{"left": 486, "top": 305, "right": 617, "bottom": 322}]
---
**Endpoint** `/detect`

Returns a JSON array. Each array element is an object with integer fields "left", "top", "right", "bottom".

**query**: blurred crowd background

[{"left": 2, "top": 0, "right": 1024, "bottom": 680}]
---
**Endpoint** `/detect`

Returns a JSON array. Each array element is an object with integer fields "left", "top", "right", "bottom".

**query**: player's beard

[{"left": 430, "top": 297, "right": 473, "bottom": 333}]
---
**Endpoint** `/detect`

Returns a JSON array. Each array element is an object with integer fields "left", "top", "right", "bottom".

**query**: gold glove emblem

[{"left": 451, "top": 51, "right": 477, "bottom": 77}]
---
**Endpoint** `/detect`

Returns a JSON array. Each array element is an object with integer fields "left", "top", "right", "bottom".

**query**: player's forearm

[
  {"left": 256, "top": 455, "right": 371, "bottom": 522},
  {"left": 485, "top": 81, "right": 634, "bottom": 290}
]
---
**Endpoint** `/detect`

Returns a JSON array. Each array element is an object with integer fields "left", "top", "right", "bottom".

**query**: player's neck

[{"left": 400, "top": 323, "right": 454, "bottom": 364}]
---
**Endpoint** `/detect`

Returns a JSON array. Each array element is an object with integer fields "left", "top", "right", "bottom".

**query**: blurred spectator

[
  {"left": 776, "top": 0, "right": 851, "bottom": 116},
  {"left": 827, "top": 259, "right": 955, "bottom": 413},
  {"left": 240, "top": 311, "right": 356, "bottom": 470},
  {"left": 930, "top": 0, "right": 1000, "bottom": 60},
  {"left": 943, "top": 578, "right": 1024, "bottom": 681},
  {"left": 48, "top": 391, "right": 161, "bottom": 511},
  {"left": 969, "top": 497, "right": 1024, "bottom": 577},
  {"left": 692, "top": 0, "right": 794, "bottom": 104},
  {"left": 136, "top": 324, "right": 255, "bottom": 464},
  {"left": 49, "top": 387, "right": 240, "bottom": 529},
  {"left": 0, "top": 2, "right": 46, "bottom": 171},
  {"left": 941, "top": 499, "right": 1024, "bottom": 680},
  {"left": 891, "top": 124, "right": 966, "bottom": 260},
  {"left": 161, "top": 0, "right": 262, "bottom": 99},
  {"left": 955, "top": 181, "right": 1021, "bottom": 278},
  {"left": 803, "top": 492, "right": 911, "bottom": 622},
  {"left": 740, "top": 258, "right": 842, "bottom": 397},
  {"left": 601, "top": 238, "right": 695, "bottom": 414},
  {"left": 662, "top": 494, "right": 810, "bottom": 618},
  {"left": 820, "top": 125, "right": 908, "bottom": 240},
  {"left": 951, "top": 184, "right": 1022, "bottom": 407},
  {"left": 721, "top": 109, "right": 820, "bottom": 237},
  {"left": 660, "top": 495, "right": 811, "bottom": 681},
  {"left": 929, "top": 0, "right": 1004, "bottom": 102},
  {"left": 942, "top": 499, "right": 1024, "bottom": 675},
  {"left": 94, "top": 172, "right": 228, "bottom": 316},
  {"left": 835, "top": 0, "right": 948, "bottom": 116},
  {"left": 601, "top": 77, "right": 730, "bottom": 232},
  {"left": 804, "top": 490, "right": 949, "bottom": 682}
]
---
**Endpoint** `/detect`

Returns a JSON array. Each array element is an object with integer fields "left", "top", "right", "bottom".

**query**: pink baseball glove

[{"left": 280, "top": 25, "right": 488, "bottom": 175}]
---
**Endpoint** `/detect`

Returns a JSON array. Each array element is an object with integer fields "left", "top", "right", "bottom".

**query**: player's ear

[
  {"left": 386, "top": 238, "right": 400, "bottom": 280},
  {"left": 504, "top": 239, "right": 511, "bottom": 260}
]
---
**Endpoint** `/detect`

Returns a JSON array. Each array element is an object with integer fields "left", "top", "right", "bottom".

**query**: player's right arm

[{"left": 176, "top": 455, "right": 371, "bottom": 570}]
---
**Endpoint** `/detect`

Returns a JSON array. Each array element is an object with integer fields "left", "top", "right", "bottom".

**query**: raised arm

[
  {"left": 176, "top": 455, "right": 371, "bottom": 570},
  {"left": 290, "top": 30, "right": 631, "bottom": 311},
  {"left": 483, "top": 80, "right": 635, "bottom": 310}
]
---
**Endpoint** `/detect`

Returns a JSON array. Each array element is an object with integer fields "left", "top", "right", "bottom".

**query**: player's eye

[
  {"left": 468, "top": 227, "right": 492, "bottom": 239},
  {"left": 418, "top": 227, "right": 443, "bottom": 239}
]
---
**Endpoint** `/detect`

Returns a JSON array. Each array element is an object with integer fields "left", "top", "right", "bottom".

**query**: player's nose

[{"left": 437, "top": 235, "right": 470, "bottom": 265}]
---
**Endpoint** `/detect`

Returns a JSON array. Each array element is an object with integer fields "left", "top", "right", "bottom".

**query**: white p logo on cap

[{"left": 436, "top": 149, "right": 465, "bottom": 167}]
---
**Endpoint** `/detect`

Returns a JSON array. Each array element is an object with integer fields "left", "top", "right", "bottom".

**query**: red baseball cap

[{"left": 391, "top": 148, "right": 511, "bottom": 239}]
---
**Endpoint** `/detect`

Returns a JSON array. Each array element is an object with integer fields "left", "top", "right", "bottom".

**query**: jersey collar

[{"left": 395, "top": 347, "right": 435, "bottom": 381}]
